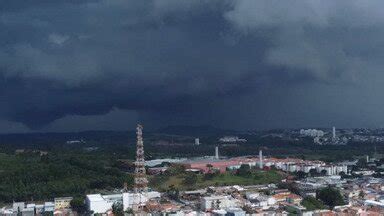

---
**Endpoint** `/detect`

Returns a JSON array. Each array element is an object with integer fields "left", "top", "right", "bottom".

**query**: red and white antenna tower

[
  {"left": 134, "top": 124, "right": 148, "bottom": 193},
  {"left": 132, "top": 124, "right": 148, "bottom": 213}
]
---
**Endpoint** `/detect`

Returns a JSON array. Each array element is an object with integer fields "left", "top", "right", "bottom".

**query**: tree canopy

[
  {"left": 301, "top": 196, "right": 326, "bottom": 211},
  {"left": 317, "top": 187, "right": 345, "bottom": 208},
  {"left": 0, "top": 153, "right": 133, "bottom": 202}
]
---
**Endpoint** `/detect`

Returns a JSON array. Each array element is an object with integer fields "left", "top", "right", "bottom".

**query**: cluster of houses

[
  {"left": 86, "top": 191, "right": 161, "bottom": 215},
  {"left": 179, "top": 156, "right": 348, "bottom": 176},
  {"left": 0, "top": 197, "right": 72, "bottom": 216},
  {"left": 81, "top": 175, "right": 384, "bottom": 215},
  {"left": 3, "top": 154, "right": 384, "bottom": 216}
]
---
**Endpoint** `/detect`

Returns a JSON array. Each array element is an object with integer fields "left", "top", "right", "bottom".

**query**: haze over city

[{"left": 2, "top": 1, "right": 384, "bottom": 132}]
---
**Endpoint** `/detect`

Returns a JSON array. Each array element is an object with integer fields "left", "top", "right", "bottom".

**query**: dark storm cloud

[
  {"left": 1, "top": 0, "right": 384, "bottom": 130},
  {"left": 0, "top": 0, "right": 99, "bottom": 12}
]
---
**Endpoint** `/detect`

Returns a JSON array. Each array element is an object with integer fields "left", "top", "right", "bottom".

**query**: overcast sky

[{"left": 1, "top": 0, "right": 384, "bottom": 132}]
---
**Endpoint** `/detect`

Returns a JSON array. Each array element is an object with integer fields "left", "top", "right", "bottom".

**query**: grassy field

[{"left": 149, "top": 170, "right": 285, "bottom": 191}]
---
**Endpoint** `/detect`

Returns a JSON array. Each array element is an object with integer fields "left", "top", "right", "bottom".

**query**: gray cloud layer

[{"left": 1, "top": 0, "right": 384, "bottom": 130}]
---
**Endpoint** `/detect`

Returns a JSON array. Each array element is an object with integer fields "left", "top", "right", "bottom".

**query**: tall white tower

[
  {"left": 259, "top": 150, "right": 263, "bottom": 169},
  {"left": 332, "top": 126, "right": 336, "bottom": 139},
  {"left": 195, "top": 138, "right": 200, "bottom": 145},
  {"left": 215, "top": 146, "right": 219, "bottom": 159}
]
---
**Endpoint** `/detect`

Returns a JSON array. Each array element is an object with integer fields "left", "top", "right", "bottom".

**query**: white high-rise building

[
  {"left": 332, "top": 126, "right": 336, "bottom": 139},
  {"left": 195, "top": 138, "right": 200, "bottom": 145},
  {"left": 123, "top": 191, "right": 160, "bottom": 211},
  {"left": 300, "top": 129, "right": 324, "bottom": 137},
  {"left": 86, "top": 192, "right": 161, "bottom": 214},
  {"left": 259, "top": 150, "right": 263, "bottom": 169},
  {"left": 201, "top": 196, "right": 238, "bottom": 211},
  {"left": 86, "top": 194, "right": 122, "bottom": 214},
  {"left": 215, "top": 146, "right": 219, "bottom": 159}
]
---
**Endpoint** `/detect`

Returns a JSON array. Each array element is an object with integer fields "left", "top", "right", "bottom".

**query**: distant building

[
  {"left": 201, "top": 195, "right": 238, "bottom": 211},
  {"left": 123, "top": 193, "right": 148, "bottom": 211},
  {"left": 226, "top": 208, "right": 246, "bottom": 216},
  {"left": 83, "top": 147, "right": 99, "bottom": 151},
  {"left": 86, "top": 192, "right": 161, "bottom": 214},
  {"left": 65, "top": 139, "right": 85, "bottom": 144},
  {"left": 219, "top": 136, "right": 247, "bottom": 143},
  {"left": 300, "top": 129, "right": 324, "bottom": 137},
  {"left": 4, "top": 201, "right": 55, "bottom": 215},
  {"left": 54, "top": 197, "right": 72, "bottom": 210},
  {"left": 195, "top": 138, "right": 200, "bottom": 145},
  {"left": 21, "top": 208, "right": 34, "bottom": 216},
  {"left": 123, "top": 192, "right": 160, "bottom": 210},
  {"left": 15, "top": 149, "right": 25, "bottom": 154},
  {"left": 145, "top": 158, "right": 187, "bottom": 167},
  {"left": 248, "top": 195, "right": 276, "bottom": 210},
  {"left": 286, "top": 194, "right": 303, "bottom": 205},
  {"left": 35, "top": 205, "right": 44, "bottom": 215},
  {"left": 86, "top": 194, "right": 122, "bottom": 214},
  {"left": 13, "top": 202, "right": 25, "bottom": 212},
  {"left": 44, "top": 202, "right": 55, "bottom": 212}
]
